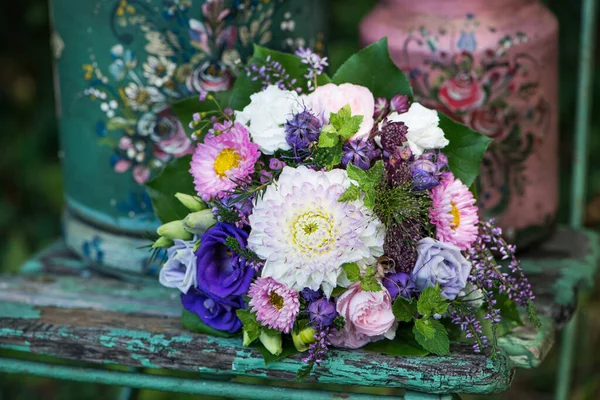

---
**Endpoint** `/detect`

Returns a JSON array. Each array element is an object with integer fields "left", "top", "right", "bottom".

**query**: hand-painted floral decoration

[{"left": 152, "top": 40, "right": 538, "bottom": 381}]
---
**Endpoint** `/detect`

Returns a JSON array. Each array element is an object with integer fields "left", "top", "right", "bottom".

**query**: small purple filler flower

[
  {"left": 342, "top": 139, "right": 381, "bottom": 170},
  {"left": 285, "top": 109, "right": 322, "bottom": 149},
  {"left": 390, "top": 94, "right": 410, "bottom": 114},
  {"left": 374, "top": 97, "right": 390, "bottom": 119},
  {"left": 181, "top": 288, "right": 242, "bottom": 333},
  {"left": 383, "top": 272, "right": 415, "bottom": 300},
  {"left": 196, "top": 222, "right": 254, "bottom": 299}
]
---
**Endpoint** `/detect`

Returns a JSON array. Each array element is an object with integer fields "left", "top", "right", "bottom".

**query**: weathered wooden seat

[{"left": 0, "top": 227, "right": 597, "bottom": 399}]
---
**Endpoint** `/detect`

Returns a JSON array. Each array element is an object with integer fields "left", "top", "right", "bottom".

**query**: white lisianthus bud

[
  {"left": 175, "top": 193, "right": 207, "bottom": 212},
  {"left": 152, "top": 236, "right": 174, "bottom": 249},
  {"left": 259, "top": 330, "right": 282, "bottom": 356},
  {"left": 183, "top": 209, "right": 217, "bottom": 235},
  {"left": 157, "top": 220, "right": 193, "bottom": 240}
]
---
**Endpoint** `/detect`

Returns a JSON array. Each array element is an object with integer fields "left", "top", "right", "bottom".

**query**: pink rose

[
  {"left": 330, "top": 282, "right": 396, "bottom": 349},
  {"left": 307, "top": 83, "right": 375, "bottom": 139},
  {"left": 438, "top": 72, "right": 485, "bottom": 112}
]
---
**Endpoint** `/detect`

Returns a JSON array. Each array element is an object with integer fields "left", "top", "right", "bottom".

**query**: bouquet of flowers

[{"left": 147, "top": 39, "right": 538, "bottom": 379}]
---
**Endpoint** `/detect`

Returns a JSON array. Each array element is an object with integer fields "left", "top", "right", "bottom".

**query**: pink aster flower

[
  {"left": 248, "top": 277, "right": 300, "bottom": 333},
  {"left": 430, "top": 172, "right": 479, "bottom": 250},
  {"left": 190, "top": 121, "right": 260, "bottom": 201}
]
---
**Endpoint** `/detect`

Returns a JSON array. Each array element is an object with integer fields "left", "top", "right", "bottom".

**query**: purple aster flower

[
  {"left": 390, "top": 94, "right": 410, "bottom": 113},
  {"left": 374, "top": 97, "right": 390, "bottom": 119},
  {"left": 159, "top": 238, "right": 198, "bottom": 294},
  {"left": 342, "top": 139, "right": 381, "bottom": 170},
  {"left": 308, "top": 298, "right": 337, "bottom": 328},
  {"left": 383, "top": 272, "right": 415, "bottom": 300},
  {"left": 301, "top": 288, "right": 321, "bottom": 303},
  {"left": 380, "top": 121, "right": 408, "bottom": 153},
  {"left": 195, "top": 223, "right": 255, "bottom": 300},
  {"left": 285, "top": 109, "right": 322, "bottom": 149},
  {"left": 181, "top": 288, "right": 242, "bottom": 333},
  {"left": 411, "top": 159, "right": 440, "bottom": 190}
]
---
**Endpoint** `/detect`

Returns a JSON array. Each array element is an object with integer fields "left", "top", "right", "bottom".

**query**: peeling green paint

[{"left": 0, "top": 302, "right": 40, "bottom": 319}]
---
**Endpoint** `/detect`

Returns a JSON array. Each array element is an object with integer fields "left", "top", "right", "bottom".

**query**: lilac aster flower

[
  {"left": 159, "top": 238, "right": 198, "bottom": 294},
  {"left": 285, "top": 109, "right": 322, "bottom": 149},
  {"left": 390, "top": 94, "right": 410, "bottom": 113},
  {"left": 411, "top": 159, "right": 440, "bottom": 190},
  {"left": 342, "top": 139, "right": 381, "bottom": 170},
  {"left": 301, "top": 288, "right": 322, "bottom": 303},
  {"left": 383, "top": 272, "right": 415, "bottom": 300},
  {"left": 181, "top": 288, "right": 242, "bottom": 333},
  {"left": 308, "top": 298, "right": 337, "bottom": 328},
  {"left": 196, "top": 223, "right": 254, "bottom": 300},
  {"left": 248, "top": 277, "right": 300, "bottom": 333}
]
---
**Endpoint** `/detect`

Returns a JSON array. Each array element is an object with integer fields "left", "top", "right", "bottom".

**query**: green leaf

[
  {"left": 145, "top": 155, "right": 195, "bottom": 223},
  {"left": 417, "top": 285, "right": 449, "bottom": 318},
  {"left": 332, "top": 37, "right": 413, "bottom": 100},
  {"left": 330, "top": 105, "right": 352, "bottom": 126},
  {"left": 331, "top": 286, "right": 347, "bottom": 297},
  {"left": 318, "top": 130, "right": 340, "bottom": 148},
  {"left": 360, "top": 276, "right": 382, "bottom": 292},
  {"left": 366, "top": 160, "right": 385, "bottom": 183},
  {"left": 182, "top": 309, "right": 237, "bottom": 338},
  {"left": 439, "top": 113, "right": 492, "bottom": 188},
  {"left": 346, "top": 161, "right": 384, "bottom": 209},
  {"left": 341, "top": 262, "right": 360, "bottom": 282},
  {"left": 413, "top": 319, "right": 450, "bottom": 356},
  {"left": 393, "top": 296, "right": 417, "bottom": 322},
  {"left": 314, "top": 144, "right": 343, "bottom": 170},
  {"left": 338, "top": 115, "right": 364, "bottom": 141},
  {"left": 236, "top": 309, "right": 261, "bottom": 343},
  {"left": 338, "top": 183, "right": 361, "bottom": 202},
  {"left": 414, "top": 318, "right": 436, "bottom": 339},
  {"left": 364, "top": 326, "right": 429, "bottom": 356}
]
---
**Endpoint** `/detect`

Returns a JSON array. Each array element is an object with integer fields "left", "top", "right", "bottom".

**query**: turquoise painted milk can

[{"left": 50, "top": 0, "right": 328, "bottom": 278}]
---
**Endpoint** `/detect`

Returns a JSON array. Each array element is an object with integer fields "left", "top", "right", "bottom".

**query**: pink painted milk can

[{"left": 360, "top": 0, "right": 559, "bottom": 248}]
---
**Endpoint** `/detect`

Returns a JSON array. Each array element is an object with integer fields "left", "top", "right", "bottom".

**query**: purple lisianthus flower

[
  {"left": 181, "top": 288, "right": 242, "bottom": 333},
  {"left": 411, "top": 159, "right": 440, "bottom": 190},
  {"left": 308, "top": 298, "right": 337, "bottom": 328},
  {"left": 342, "top": 139, "right": 381, "bottom": 170},
  {"left": 159, "top": 238, "right": 198, "bottom": 294},
  {"left": 383, "top": 272, "right": 415, "bottom": 300},
  {"left": 285, "top": 109, "right": 322, "bottom": 149},
  {"left": 411, "top": 237, "right": 472, "bottom": 300},
  {"left": 196, "top": 223, "right": 254, "bottom": 299},
  {"left": 301, "top": 288, "right": 321, "bottom": 303}
]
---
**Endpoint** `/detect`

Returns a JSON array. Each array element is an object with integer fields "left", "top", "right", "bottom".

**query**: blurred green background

[{"left": 1, "top": 0, "right": 600, "bottom": 398}]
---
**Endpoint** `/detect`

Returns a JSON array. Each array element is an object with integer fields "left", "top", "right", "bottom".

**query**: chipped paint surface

[{"left": 0, "top": 302, "right": 40, "bottom": 319}]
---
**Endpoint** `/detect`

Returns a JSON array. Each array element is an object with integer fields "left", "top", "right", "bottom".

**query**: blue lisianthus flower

[
  {"left": 196, "top": 222, "right": 254, "bottom": 299},
  {"left": 181, "top": 288, "right": 242, "bottom": 333},
  {"left": 308, "top": 298, "right": 337, "bottom": 328}
]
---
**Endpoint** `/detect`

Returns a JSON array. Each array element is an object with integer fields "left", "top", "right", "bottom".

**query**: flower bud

[
  {"left": 292, "top": 324, "right": 317, "bottom": 352},
  {"left": 157, "top": 220, "right": 193, "bottom": 240},
  {"left": 175, "top": 193, "right": 207, "bottom": 212},
  {"left": 259, "top": 330, "right": 282, "bottom": 356},
  {"left": 242, "top": 330, "right": 254, "bottom": 346},
  {"left": 183, "top": 209, "right": 217, "bottom": 235},
  {"left": 152, "top": 236, "right": 174, "bottom": 249}
]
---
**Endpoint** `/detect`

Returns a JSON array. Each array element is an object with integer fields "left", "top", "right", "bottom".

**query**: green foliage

[
  {"left": 417, "top": 285, "right": 449, "bottom": 318},
  {"left": 224, "top": 237, "right": 262, "bottom": 261},
  {"left": 251, "top": 337, "right": 299, "bottom": 366},
  {"left": 439, "top": 113, "right": 493, "bottom": 188},
  {"left": 373, "top": 182, "right": 432, "bottom": 228},
  {"left": 328, "top": 104, "right": 364, "bottom": 140},
  {"left": 172, "top": 91, "right": 232, "bottom": 138},
  {"left": 145, "top": 155, "right": 195, "bottom": 223},
  {"left": 314, "top": 143, "right": 343, "bottom": 170},
  {"left": 341, "top": 262, "right": 360, "bottom": 282},
  {"left": 338, "top": 183, "right": 361, "bottom": 202},
  {"left": 332, "top": 37, "right": 413, "bottom": 99},
  {"left": 364, "top": 326, "right": 429, "bottom": 356},
  {"left": 318, "top": 129, "right": 340, "bottom": 148},
  {"left": 392, "top": 296, "right": 417, "bottom": 322},
  {"left": 413, "top": 319, "right": 450, "bottom": 356},
  {"left": 346, "top": 161, "right": 384, "bottom": 209},
  {"left": 359, "top": 266, "right": 382, "bottom": 292},
  {"left": 236, "top": 309, "right": 261, "bottom": 343},
  {"left": 181, "top": 309, "right": 237, "bottom": 338},
  {"left": 330, "top": 286, "right": 347, "bottom": 297}
]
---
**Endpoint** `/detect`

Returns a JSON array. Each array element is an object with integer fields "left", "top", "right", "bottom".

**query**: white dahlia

[{"left": 247, "top": 166, "right": 384, "bottom": 297}]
